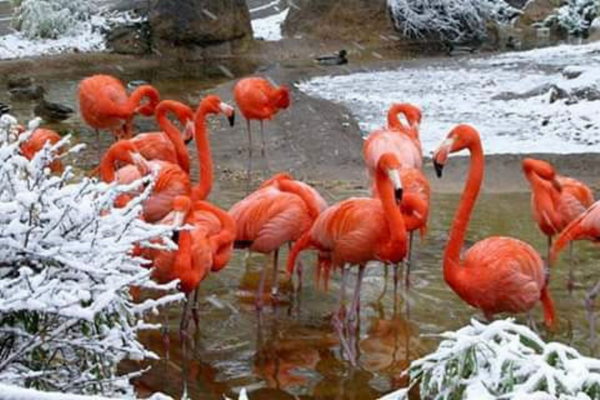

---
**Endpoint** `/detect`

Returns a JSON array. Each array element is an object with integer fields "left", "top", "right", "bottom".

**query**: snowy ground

[
  {"left": 298, "top": 41, "right": 600, "bottom": 155},
  {"left": 249, "top": 0, "right": 288, "bottom": 41}
]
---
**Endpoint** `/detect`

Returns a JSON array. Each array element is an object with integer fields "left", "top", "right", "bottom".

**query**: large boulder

[
  {"left": 283, "top": 0, "right": 393, "bottom": 40},
  {"left": 516, "top": 0, "right": 561, "bottom": 28}
]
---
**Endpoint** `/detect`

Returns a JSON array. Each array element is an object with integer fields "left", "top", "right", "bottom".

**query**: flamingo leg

[
  {"left": 393, "top": 263, "right": 399, "bottom": 302},
  {"left": 377, "top": 263, "right": 389, "bottom": 303},
  {"left": 161, "top": 310, "right": 170, "bottom": 357},
  {"left": 256, "top": 260, "right": 269, "bottom": 311},
  {"left": 179, "top": 293, "right": 191, "bottom": 340},
  {"left": 296, "top": 258, "right": 304, "bottom": 293},
  {"left": 260, "top": 120, "right": 266, "bottom": 157},
  {"left": 547, "top": 235, "right": 552, "bottom": 267},
  {"left": 246, "top": 119, "right": 253, "bottom": 194},
  {"left": 405, "top": 231, "right": 415, "bottom": 289},
  {"left": 347, "top": 265, "right": 365, "bottom": 327},
  {"left": 567, "top": 241, "right": 575, "bottom": 294},
  {"left": 95, "top": 129, "right": 101, "bottom": 162},
  {"left": 333, "top": 265, "right": 349, "bottom": 327},
  {"left": 585, "top": 280, "right": 600, "bottom": 355},
  {"left": 271, "top": 248, "right": 279, "bottom": 298},
  {"left": 191, "top": 288, "right": 200, "bottom": 331}
]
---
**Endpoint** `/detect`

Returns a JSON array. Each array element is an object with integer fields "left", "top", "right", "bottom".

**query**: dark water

[{"left": 6, "top": 66, "right": 600, "bottom": 400}]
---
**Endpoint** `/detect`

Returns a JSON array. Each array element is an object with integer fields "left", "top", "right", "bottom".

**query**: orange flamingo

[
  {"left": 286, "top": 154, "right": 408, "bottom": 330},
  {"left": 522, "top": 158, "right": 594, "bottom": 291},
  {"left": 19, "top": 128, "right": 64, "bottom": 173},
  {"left": 78, "top": 74, "right": 160, "bottom": 157},
  {"left": 229, "top": 173, "right": 326, "bottom": 307},
  {"left": 387, "top": 103, "right": 422, "bottom": 143},
  {"left": 432, "top": 125, "right": 555, "bottom": 327},
  {"left": 99, "top": 141, "right": 191, "bottom": 223},
  {"left": 364, "top": 124, "right": 430, "bottom": 289},
  {"left": 146, "top": 195, "right": 236, "bottom": 331},
  {"left": 130, "top": 100, "right": 195, "bottom": 174},
  {"left": 233, "top": 77, "right": 290, "bottom": 191},
  {"left": 550, "top": 201, "right": 600, "bottom": 349},
  {"left": 190, "top": 95, "right": 235, "bottom": 202}
]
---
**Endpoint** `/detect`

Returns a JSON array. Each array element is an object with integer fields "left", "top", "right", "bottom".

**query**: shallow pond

[{"left": 5, "top": 62, "right": 600, "bottom": 400}]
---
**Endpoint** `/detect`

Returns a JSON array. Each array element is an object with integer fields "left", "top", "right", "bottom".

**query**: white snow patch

[
  {"left": 298, "top": 42, "right": 600, "bottom": 155},
  {"left": 251, "top": 8, "right": 289, "bottom": 41}
]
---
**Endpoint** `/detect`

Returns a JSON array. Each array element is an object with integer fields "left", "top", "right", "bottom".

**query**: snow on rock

[
  {"left": 380, "top": 319, "right": 600, "bottom": 400},
  {"left": 0, "top": 116, "right": 182, "bottom": 397},
  {"left": 298, "top": 41, "right": 600, "bottom": 155},
  {"left": 251, "top": 7, "right": 289, "bottom": 41}
]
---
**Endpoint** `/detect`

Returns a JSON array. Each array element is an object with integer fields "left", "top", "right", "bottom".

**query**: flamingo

[
  {"left": 432, "top": 124, "right": 555, "bottom": 327},
  {"left": 229, "top": 173, "right": 326, "bottom": 307},
  {"left": 19, "top": 128, "right": 64, "bottom": 173},
  {"left": 233, "top": 77, "right": 290, "bottom": 191},
  {"left": 387, "top": 103, "right": 422, "bottom": 143},
  {"left": 522, "top": 158, "right": 594, "bottom": 291},
  {"left": 286, "top": 153, "right": 408, "bottom": 332},
  {"left": 550, "top": 201, "right": 600, "bottom": 351},
  {"left": 146, "top": 195, "right": 236, "bottom": 333},
  {"left": 190, "top": 95, "right": 235, "bottom": 202},
  {"left": 130, "top": 100, "right": 195, "bottom": 173},
  {"left": 99, "top": 141, "right": 190, "bottom": 223},
  {"left": 78, "top": 74, "right": 160, "bottom": 157},
  {"left": 364, "top": 124, "right": 430, "bottom": 289}
]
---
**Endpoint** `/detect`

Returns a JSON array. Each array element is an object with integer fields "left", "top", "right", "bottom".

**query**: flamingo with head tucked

[
  {"left": 229, "top": 173, "right": 326, "bottom": 307},
  {"left": 387, "top": 103, "right": 422, "bottom": 143},
  {"left": 286, "top": 154, "right": 408, "bottom": 331},
  {"left": 19, "top": 128, "right": 64, "bottom": 173},
  {"left": 432, "top": 124, "right": 555, "bottom": 328},
  {"left": 233, "top": 77, "right": 290, "bottom": 191},
  {"left": 78, "top": 74, "right": 160, "bottom": 157},
  {"left": 522, "top": 158, "right": 594, "bottom": 292}
]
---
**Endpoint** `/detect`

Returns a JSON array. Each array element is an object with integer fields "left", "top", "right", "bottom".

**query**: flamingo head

[
  {"left": 110, "top": 140, "right": 149, "bottom": 173},
  {"left": 200, "top": 95, "right": 236, "bottom": 127},
  {"left": 432, "top": 124, "right": 480, "bottom": 178},
  {"left": 521, "top": 158, "right": 562, "bottom": 192},
  {"left": 378, "top": 153, "right": 403, "bottom": 203},
  {"left": 275, "top": 86, "right": 290, "bottom": 110}
]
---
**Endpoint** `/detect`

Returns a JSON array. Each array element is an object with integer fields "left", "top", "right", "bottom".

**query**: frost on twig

[
  {"left": 0, "top": 116, "right": 182, "bottom": 396},
  {"left": 384, "top": 319, "right": 600, "bottom": 400},
  {"left": 386, "top": 0, "right": 520, "bottom": 44}
]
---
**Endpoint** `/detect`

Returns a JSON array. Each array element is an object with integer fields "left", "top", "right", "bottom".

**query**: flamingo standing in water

[
  {"left": 432, "top": 125, "right": 555, "bottom": 327},
  {"left": 287, "top": 154, "right": 408, "bottom": 330},
  {"left": 229, "top": 173, "right": 326, "bottom": 308},
  {"left": 522, "top": 158, "right": 594, "bottom": 291},
  {"left": 550, "top": 201, "right": 600, "bottom": 350},
  {"left": 364, "top": 122, "right": 430, "bottom": 290},
  {"left": 19, "top": 128, "right": 64, "bottom": 173},
  {"left": 233, "top": 77, "right": 290, "bottom": 191},
  {"left": 78, "top": 74, "right": 160, "bottom": 157}
]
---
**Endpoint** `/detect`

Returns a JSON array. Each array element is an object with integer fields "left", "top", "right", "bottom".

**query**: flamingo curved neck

[
  {"left": 191, "top": 106, "right": 213, "bottom": 201},
  {"left": 375, "top": 170, "right": 407, "bottom": 261},
  {"left": 278, "top": 180, "right": 321, "bottom": 219},
  {"left": 444, "top": 141, "right": 483, "bottom": 288},
  {"left": 156, "top": 104, "right": 191, "bottom": 173},
  {"left": 99, "top": 152, "right": 117, "bottom": 182},
  {"left": 128, "top": 86, "right": 159, "bottom": 116}
]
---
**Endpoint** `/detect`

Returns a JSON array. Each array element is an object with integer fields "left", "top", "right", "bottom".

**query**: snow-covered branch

[{"left": 0, "top": 115, "right": 182, "bottom": 396}]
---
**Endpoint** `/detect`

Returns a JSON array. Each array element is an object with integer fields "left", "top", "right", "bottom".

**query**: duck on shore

[{"left": 315, "top": 50, "right": 348, "bottom": 66}]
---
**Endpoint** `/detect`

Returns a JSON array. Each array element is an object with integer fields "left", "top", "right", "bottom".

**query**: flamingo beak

[
  {"left": 219, "top": 102, "right": 235, "bottom": 127},
  {"left": 552, "top": 177, "right": 563, "bottom": 192},
  {"left": 432, "top": 137, "right": 454, "bottom": 178},
  {"left": 387, "top": 169, "right": 403, "bottom": 203},
  {"left": 183, "top": 121, "right": 195, "bottom": 145},
  {"left": 130, "top": 152, "right": 150, "bottom": 174}
]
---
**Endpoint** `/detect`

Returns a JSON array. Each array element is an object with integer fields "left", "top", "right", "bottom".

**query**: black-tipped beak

[
  {"left": 394, "top": 188, "right": 403, "bottom": 204},
  {"left": 433, "top": 161, "right": 444, "bottom": 178},
  {"left": 171, "top": 230, "right": 180, "bottom": 244},
  {"left": 228, "top": 112, "right": 235, "bottom": 127},
  {"left": 184, "top": 137, "right": 193, "bottom": 145}
]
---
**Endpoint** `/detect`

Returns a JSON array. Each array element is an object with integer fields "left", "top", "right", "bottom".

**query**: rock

[
  {"left": 283, "top": 0, "right": 393, "bottom": 40},
  {"left": 516, "top": 0, "right": 561, "bottom": 27},
  {"left": 148, "top": 0, "right": 252, "bottom": 58},
  {"left": 562, "top": 66, "right": 584, "bottom": 80},
  {"left": 590, "top": 17, "right": 600, "bottom": 41},
  {"left": 106, "top": 23, "right": 151, "bottom": 55},
  {"left": 549, "top": 85, "right": 569, "bottom": 103}
]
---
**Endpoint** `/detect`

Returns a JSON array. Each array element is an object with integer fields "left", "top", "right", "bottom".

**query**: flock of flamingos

[{"left": 17, "top": 73, "right": 600, "bottom": 350}]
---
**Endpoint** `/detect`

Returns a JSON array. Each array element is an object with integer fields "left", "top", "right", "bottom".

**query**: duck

[
  {"left": 0, "top": 101, "right": 10, "bottom": 116},
  {"left": 316, "top": 49, "right": 348, "bottom": 66},
  {"left": 34, "top": 98, "right": 74, "bottom": 123}
]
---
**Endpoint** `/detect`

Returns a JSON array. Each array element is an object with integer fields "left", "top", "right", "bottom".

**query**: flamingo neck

[
  {"left": 172, "top": 229, "right": 197, "bottom": 294},
  {"left": 128, "top": 85, "right": 160, "bottom": 116},
  {"left": 99, "top": 151, "right": 117, "bottom": 182},
  {"left": 277, "top": 180, "right": 321, "bottom": 219},
  {"left": 156, "top": 104, "right": 191, "bottom": 173},
  {"left": 444, "top": 140, "right": 484, "bottom": 288},
  {"left": 193, "top": 201, "right": 236, "bottom": 251},
  {"left": 387, "top": 104, "right": 418, "bottom": 141},
  {"left": 375, "top": 170, "right": 407, "bottom": 261},
  {"left": 191, "top": 105, "right": 213, "bottom": 201}
]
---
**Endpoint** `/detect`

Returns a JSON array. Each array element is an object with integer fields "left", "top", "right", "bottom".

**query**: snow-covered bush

[
  {"left": 544, "top": 0, "right": 600, "bottom": 36},
  {"left": 0, "top": 115, "right": 182, "bottom": 396},
  {"left": 383, "top": 319, "right": 600, "bottom": 400},
  {"left": 387, "top": 0, "right": 520, "bottom": 43},
  {"left": 12, "top": 0, "right": 95, "bottom": 39}
]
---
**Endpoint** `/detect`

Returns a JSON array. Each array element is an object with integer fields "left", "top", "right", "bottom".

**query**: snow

[
  {"left": 380, "top": 319, "right": 600, "bottom": 400},
  {"left": 0, "top": 383, "right": 173, "bottom": 400},
  {"left": 251, "top": 7, "right": 289, "bottom": 41},
  {"left": 297, "top": 41, "right": 600, "bottom": 155},
  {"left": 0, "top": 9, "right": 145, "bottom": 60}
]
